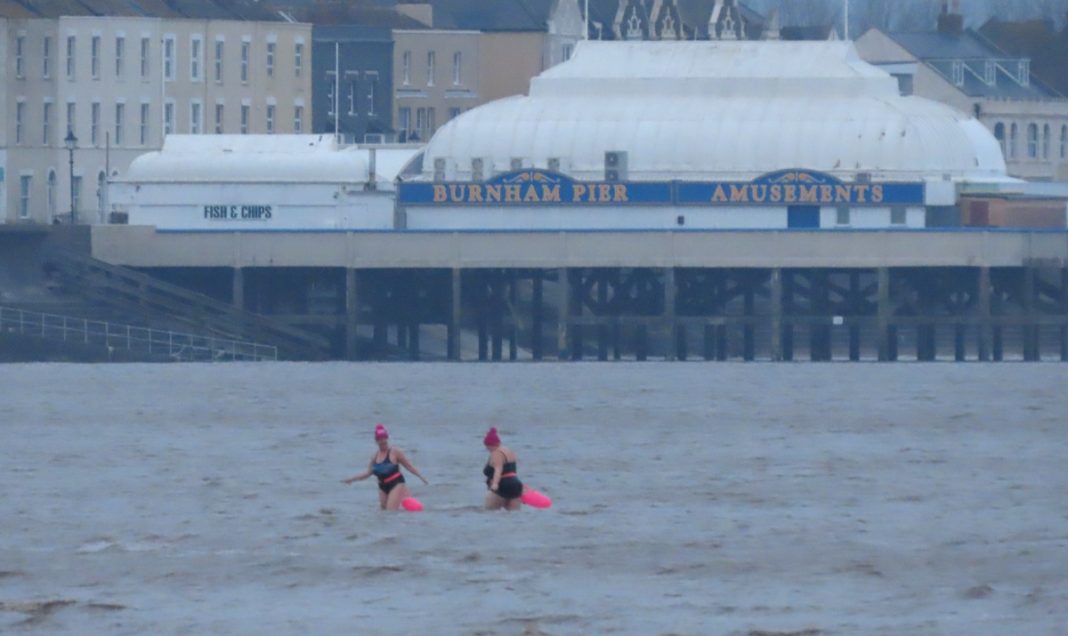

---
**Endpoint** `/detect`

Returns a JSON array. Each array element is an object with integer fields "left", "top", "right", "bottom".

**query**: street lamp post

[{"left": 64, "top": 128, "right": 77, "bottom": 224}]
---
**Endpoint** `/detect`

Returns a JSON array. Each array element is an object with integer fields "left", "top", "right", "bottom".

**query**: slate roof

[
  {"left": 884, "top": 29, "right": 1061, "bottom": 99},
  {"left": 0, "top": 0, "right": 283, "bottom": 19}
]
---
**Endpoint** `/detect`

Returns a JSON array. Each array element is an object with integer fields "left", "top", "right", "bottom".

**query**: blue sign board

[
  {"left": 677, "top": 169, "right": 924, "bottom": 206},
  {"left": 398, "top": 169, "right": 673, "bottom": 206},
  {"left": 398, "top": 168, "right": 925, "bottom": 207}
]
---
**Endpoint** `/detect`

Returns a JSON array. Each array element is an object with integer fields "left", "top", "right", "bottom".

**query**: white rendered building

[
  {"left": 400, "top": 40, "right": 1011, "bottom": 230},
  {"left": 111, "top": 135, "right": 419, "bottom": 231}
]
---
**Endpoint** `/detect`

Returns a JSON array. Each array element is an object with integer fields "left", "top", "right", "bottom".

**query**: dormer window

[
  {"left": 1017, "top": 59, "right": 1029, "bottom": 87},
  {"left": 952, "top": 61, "right": 964, "bottom": 87},
  {"left": 984, "top": 60, "right": 996, "bottom": 86}
]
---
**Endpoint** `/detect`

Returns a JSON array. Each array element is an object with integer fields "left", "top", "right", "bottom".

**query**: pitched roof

[
  {"left": 979, "top": 18, "right": 1068, "bottom": 97},
  {"left": 1, "top": 0, "right": 283, "bottom": 19},
  {"left": 883, "top": 29, "right": 1060, "bottom": 99},
  {"left": 422, "top": 0, "right": 552, "bottom": 31}
]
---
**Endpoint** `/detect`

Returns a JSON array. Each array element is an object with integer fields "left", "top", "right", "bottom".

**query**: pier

[{"left": 73, "top": 226, "right": 1068, "bottom": 361}]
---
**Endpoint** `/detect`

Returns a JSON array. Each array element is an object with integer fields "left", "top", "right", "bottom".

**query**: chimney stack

[{"left": 938, "top": 0, "right": 964, "bottom": 35}]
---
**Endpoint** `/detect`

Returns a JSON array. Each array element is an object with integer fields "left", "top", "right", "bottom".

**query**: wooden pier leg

[
  {"left": 448, "top": 268, "right": 461, "bottom": 361},
  {"left": 954, "top": 324, "right": 966, "bottom": 361},
  {"left": 532, "top": 272, "right": 543, "bottom": 361},
  {"left": 232, "top": 267, "right": 244, "bottom": 309},
  {"left": 770, "top": 268, "right": 783, "bottom": 362},
  {"left": 877, "top": 267, "right": 890, "bottom": 362},
  {"left": 978, "top": 267, "right": 991, "bottom": 361},
  {"left": 409, "top": 323, "right": 419, "bottom": 361},
  {"left": 506, "top": 272, "right": 517, "bottom": 361},
  {"left": 783, "top": 272, "right": 794, "bottom": 361},
  {"left": 598, "top": 274, "right": 609, "bottom": 361},
  {"left": 491, "top": 278, "right": 503, "bottom": 362},
  {"left": 1023, "top": 267, "right": 1037, "bottom": 361},
  {"left": 636, "top": 325, "right": 648, "bottom": 361},
  {"left": 1062, "top": 268, "right": 1068, "bottom": 362},
  {"left": 849, "top": 271, "right": 860, "bottom": 361},
  {"left": 664, "top": 268, "right": 677, "bottom": 361},
  {"left": 557, "top": 268, "right": 570, "bottom": 361},
  {"left": 743, "top": 285, "right": 755, "bottom": 361},
  {"left": 345, "top": 268, "right": 359, "bottom": 360}
]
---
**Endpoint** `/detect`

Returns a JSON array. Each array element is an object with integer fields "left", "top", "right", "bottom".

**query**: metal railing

[{"left": 0, "top": 305, "right": 278, "bottom": 362}]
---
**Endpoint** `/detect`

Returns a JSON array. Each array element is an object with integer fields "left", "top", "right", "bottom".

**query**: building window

[
  {"left": 563, "top": 44, "right": 573, "bottom": 61},
  {"left": 139, "top": 103, "right": 149, "bottom": 145},
  {"left": 294, "top": 105, "right": 303, "bottom": 133},
  {"left": 19, "top": 176, "right": 32, "bottom": 219},
  {"left": 43, "top": 36, "right": 52, "bottom": 78},
  {"left": 91, "top": 102, "right": 100, "bottom": 145},
  {"left": 164, "top": 101, "right": 174, "bottom": 135},
  {"left": 240, "top": 41, "right": 250, "bottom": 82},
  {"left": 367, "top": 77, "right": 376, "bottom": 115},
  {"left": 448, "top": 107, "right": 461, "bottom": 121},
  {"left": 426, "top": 51, "right": 435, "bottom": 86},
  {"left": 214, "top": 40, "right": 224, "bottom": 82},
  {"left": 1017, "top": 59, "right": 1030, "bottom": 86},
  {"left": 993, "top": 122, "right": 1005, "bottom": 156},
  {"left": 890, "top": 207, "right": 906, "bottom": 225},
  {"left": 66, "top": 36, "right": 76, "bottom": 79},
  {"left": 1027, "top": 123, "right": 1038, "bottom": 159},
  {"left": 1061, "top": 125, "right": 1067, "bottom": 159},
  {"left": 66, "top": 102, "right": 76, "bottom": 137},
  {"left": 984, "top": 60, "right": 995, "bottom": 85},
  {"left": 836, "top": 206, "right": 850, "bottom": 226},
  {"left": 91, "top": 36, "right": 100, "bottom": 79},
  {"left": 240, "top": 104, "right": 250, "bottom": 134},
  {"left": 402, "top": 50, "right": 411, "bottom": 85},
  {"left": 115, "top": 36, "right": 125, "bottom": 78},
  {"left": 191, "top": 36, "right": 203, "bottom": 81},
  {"left": 416, "top": 107, "right": 426, "bottom": 140},
  {"left": 190, "top": 102, "right": 201, "bottom": 134},
  {"left": 398, "top": 107, "right": 411, "bottom": 138},
  {"left": 115, "top": 103, "right": 124, "bottom": 145},
  {"left": 452, "top": 51, "right": 462, "bottom": 85},
  {"left": 348, "top": 79, "right": 357, "bottom": 115},
  {"left": 16, "top": 102, "right": 25, "bottom": 144},
  {"left": 1042, "top": 124, "right": 1051, "bottom": 160},
  {"left": 215, "top": 103, "right": 224, "bottom": 134},
  {"left": 1009, "top": 123, "right": 1018, "bottom": 159},
  {"left": 47, "top": 170, "right": 57, "bottom": 220},
  {"left": 427, "top": 107, "right": 436, "bottom": 136},
  {"left": 294, "top": 42, "right": 303, "bottom": 77},
  {"left": 43, "top": 101, "right": 52, "bottom": 145},
  {"left": 15, "top": 35, "right": 25, "bottom": 78},
  {"left": 140, "top": 37, "right": 150, "bottom": 78},
  {"left": 163, "top": 36, "right": 175, "bottom": 80},
  {"left": 266, "top": 104, "right": 275, "bottom": 133},
  {"left": 266, "top": 42, "right": 275, "bottom": 77}
]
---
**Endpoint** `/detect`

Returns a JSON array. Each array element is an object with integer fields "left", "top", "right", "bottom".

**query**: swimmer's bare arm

[
  {"left": 341, "top": 456, "right": 375, "bottom": 484},
  {"left": 489, "top": 450, "right": 504, "bottom": 492},
  {"left": 395, "top": 449, "right": 429, "bottom": 485}
]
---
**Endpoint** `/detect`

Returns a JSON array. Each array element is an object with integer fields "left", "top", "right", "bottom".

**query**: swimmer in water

[
  {"left": 482, "top": 427, "right": 523, "bottom": 511},
  {"left": 342, "top": 424, "right": 428, "bottom": 510}
]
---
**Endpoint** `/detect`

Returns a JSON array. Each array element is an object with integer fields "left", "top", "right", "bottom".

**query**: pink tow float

[
  {"left": 521, "top": 489, "right": 552, "bottom": 509},
  {"left": 401, "top": 497, "right": 423, "bottom": 512}
]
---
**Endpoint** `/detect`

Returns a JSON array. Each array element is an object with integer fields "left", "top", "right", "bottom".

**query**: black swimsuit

[
  {"left": 484, "top": 454, "right": 523, "bottom": 500},
  {"left": 373, "top": 450, "right": 405, "bottom": 494}
]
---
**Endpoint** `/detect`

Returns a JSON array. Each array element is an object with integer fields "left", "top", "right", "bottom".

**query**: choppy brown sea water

[{"left": 1, "top": 362, "right": 1066, "bottom": 635}]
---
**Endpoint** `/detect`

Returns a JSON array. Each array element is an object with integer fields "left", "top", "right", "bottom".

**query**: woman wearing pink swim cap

[
  {"left": 342, "top": 424, "right": 428, "bottom": 510},
  {"left": 482, "top": 427, "right": 523, "bottom": 511}
]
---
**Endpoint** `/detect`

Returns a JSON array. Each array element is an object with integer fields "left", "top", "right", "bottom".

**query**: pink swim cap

[
  {"left": 483, "top": 427, "right": 501, "bottom": 447},
  {"left": 374, "top": 424, "right": 389, "bottom": 440}
]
